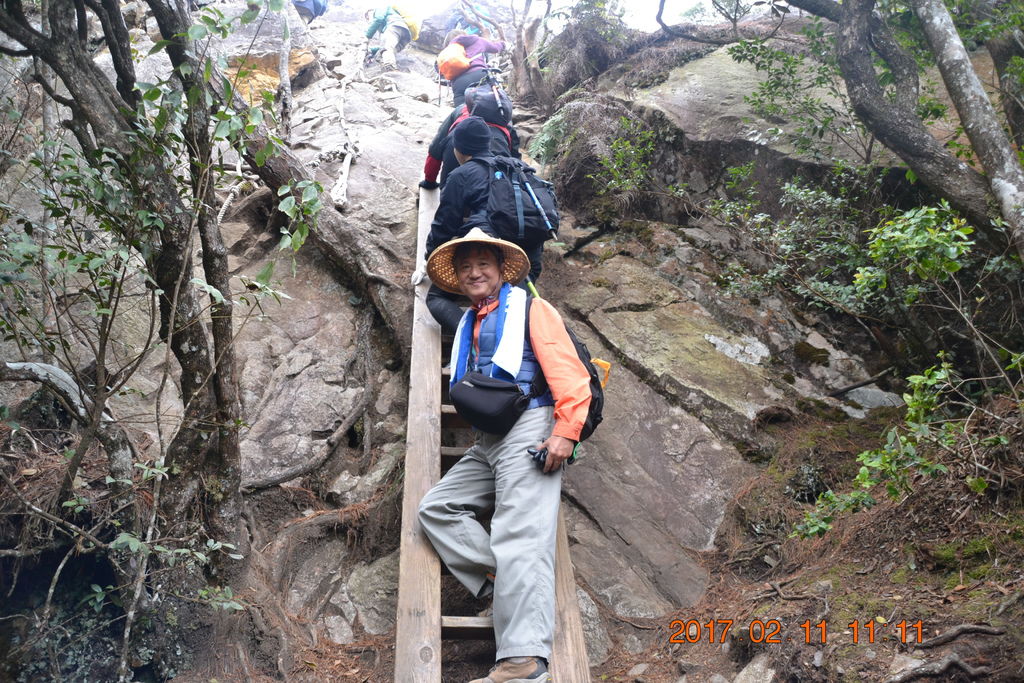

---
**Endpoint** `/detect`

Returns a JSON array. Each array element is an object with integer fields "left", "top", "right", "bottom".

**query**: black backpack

[
  {"left": 465, "top": 84, "right": 513, "bottom": 126},
  {"left": 525, "top": 297, "right": 605, "bottom": 442},
  {"left": 478, "top": 156, "right": 559, "bottom": 247}
]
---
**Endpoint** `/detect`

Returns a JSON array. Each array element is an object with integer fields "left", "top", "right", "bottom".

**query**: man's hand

[
  {"left": 410, "top": 267, "right": 426, "bottom": 286},
  {"left": 419, "top": 179, "right": 439, "bottom": 190},
  {"left": 536, "top": 435, "right": 574, "bottom": 474}
]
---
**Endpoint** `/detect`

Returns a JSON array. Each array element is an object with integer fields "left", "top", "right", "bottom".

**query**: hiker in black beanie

[
  {"left": 414, "top": 117, "right": 542, "bottom": 334},
  {"left": 452, "top": 115, "right": 491, "bottom": 157}
]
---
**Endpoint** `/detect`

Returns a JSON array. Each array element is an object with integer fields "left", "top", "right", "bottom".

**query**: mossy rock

[{"left": 794, "top": 340, "right": 830, "bottom": 365}]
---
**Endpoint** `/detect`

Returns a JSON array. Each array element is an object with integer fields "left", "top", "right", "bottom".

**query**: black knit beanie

[{"left": 453, "top": 116, "right": 491, "bottom": 156}]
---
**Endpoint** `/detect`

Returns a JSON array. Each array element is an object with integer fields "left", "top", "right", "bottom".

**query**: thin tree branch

[
  {"left": 0, "top": 43, "right": 31, "bottom": 56},
  {"left": 0, "top": 468, "right": 109, "bottom": 549}
]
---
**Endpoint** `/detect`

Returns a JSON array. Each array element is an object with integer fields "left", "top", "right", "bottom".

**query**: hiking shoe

[{"left": 468, "top": 657, "right": 550, "bottom": 683}]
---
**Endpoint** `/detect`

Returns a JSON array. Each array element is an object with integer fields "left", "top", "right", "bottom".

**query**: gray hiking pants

[
  {"left": 380, "top": 23, "right": 411, "bottom": 64},
  {"left": 418, "top": 406, "right": 561, "bottom": 660}
]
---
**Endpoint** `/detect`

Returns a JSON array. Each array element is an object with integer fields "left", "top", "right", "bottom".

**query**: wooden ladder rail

[
  {"left": 394, "top": 188, "right": 591, "bottom": 682},
  {"left": 394, "top": 188, "right": 443, "bottom": 682}
]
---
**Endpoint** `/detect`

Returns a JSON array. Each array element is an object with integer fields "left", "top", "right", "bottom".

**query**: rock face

[
  {"left": 0, "top": 4, "right": 909, "bottom": 679},
  {"left": 563, "top": 256, "right": 785, "bottom": 442},
  {"left": 560, "top": 316, "right": 752, "bottom": 616}
]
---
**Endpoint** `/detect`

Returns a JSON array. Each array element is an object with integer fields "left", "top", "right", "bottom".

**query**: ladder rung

[
  {"left": 441, "top": 404, "right": 470, "bottom": 429},
  {"left": 441, "top": 615, "right": 494, "bottom": 640},
  {"left": 441, "top": 446, "right": 462, "bottom": 469}
]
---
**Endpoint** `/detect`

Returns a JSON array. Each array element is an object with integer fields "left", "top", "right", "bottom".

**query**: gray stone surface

[
  {"left": 577, "top": 588, "right": 611, "bottom": 666},
  {"left": 558, "top": 320, "right": 753, "bottom": 619},
  {"left": 734, "top": 653, "right": 776, "bottom": 682},
  {"left": 348, "top": 550, "right": 400, "bottom": 635},
  {"left": 562, "top": 256, "right": 789, "bottom": 441},
  {"left": 283, "top": 537, "right": 355, "bottom": 643},
  {"left": 628, "top": 662, "right": 649, "bottom": 677},
  {"left": 888, "top": 653, "right": 925, "bottom": 675},
  {"left": 847, "top": 385, "right": 903, "bottom": 409}
]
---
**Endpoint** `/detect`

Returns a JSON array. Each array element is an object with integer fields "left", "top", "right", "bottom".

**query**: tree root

[
  {"left": 916, "top": 623, "right": 1005, "bottom": 649},
  {"left": 884, "top": 653, "right": 991, "bottom": 682},
  {"left": 996, "top": 590, "right": 1024, "bottom": 616},
  {"left": 769, "top": 580, "right": 810, "bottom": 600}
]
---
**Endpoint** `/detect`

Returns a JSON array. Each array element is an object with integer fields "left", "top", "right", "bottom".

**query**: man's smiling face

[{"left": 455, "top": 246, "right": 502, "bottom": 303}]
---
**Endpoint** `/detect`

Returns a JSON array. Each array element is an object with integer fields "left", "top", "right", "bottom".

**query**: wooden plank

[
  {"left": 441, "top": 404, "right": 470, "bottom": 429},
  {"left": 440, "top": 446, "right": 463, "bottom": 470},
  {"left": 394, "top": 187, "right": 443, "bottom": 683},
  {"left": 441, "top": 615, "right": 495, "bottom": 640},
  {"left": 550, "top": 509, "right": 591, "bottom": 682}
]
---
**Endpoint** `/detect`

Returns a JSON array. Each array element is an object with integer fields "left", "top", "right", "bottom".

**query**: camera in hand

[{"left": 527, "top": 447, "right": 548, "bottom": 470}]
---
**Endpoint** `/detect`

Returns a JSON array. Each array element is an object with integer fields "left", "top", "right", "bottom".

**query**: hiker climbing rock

[
  {"left": 443, "top": 2, "right": 494, "bottom": 41},
  {"left": 291, "top": 0, "right": 326, "bottom": 23},
  {"left": 417, "top": 116, "right": 541, "bottom": 335},
  {"left": 364, "top": 5, "right": 419, "bottom": 69},
  {"left": 420, "top": 83, "right": 518, "bottom": 190},
  {"left": 417, "top": 228, "right": 592, "bottom": 683},
  {"left": 441, "top": 31, "right": 506, "bottom": 107}
]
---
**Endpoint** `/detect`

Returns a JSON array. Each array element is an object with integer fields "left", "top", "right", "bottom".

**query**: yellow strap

[{"left": 591, "top": 358, "right": 611, "bottom": 388}]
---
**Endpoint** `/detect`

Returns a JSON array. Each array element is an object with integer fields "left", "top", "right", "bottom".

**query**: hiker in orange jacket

[{"left": 418, "top": 228, "right": 591, "bottom": 683}]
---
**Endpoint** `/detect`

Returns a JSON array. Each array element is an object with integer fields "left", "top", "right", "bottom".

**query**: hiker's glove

[
  {"left": 410, "top": 267, "right": 426, "bottom": 286},
  {"left": 419, "top": 180, "right": 439, "bottom": 190}
]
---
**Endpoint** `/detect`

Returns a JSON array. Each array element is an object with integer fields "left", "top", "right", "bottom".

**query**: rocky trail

[{"left": 1, "top": 0, "right": 1022, "bottom": 681}]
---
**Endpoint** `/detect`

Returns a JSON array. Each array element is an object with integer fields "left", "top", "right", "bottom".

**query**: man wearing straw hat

[{"left": 418, "top": 228, "right": 592, "bottom": 683}]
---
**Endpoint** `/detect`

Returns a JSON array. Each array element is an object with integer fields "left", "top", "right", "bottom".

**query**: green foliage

[
  {"left": 854, "top": 202, "right": 973, "bottom": 302},
  {"left": 569, "top": 0, "right": 626, "bottom": 38},
  {"left": 795, "top": 362, "right": 955, "bottom": 538},
  {"left": 0, "top": 5, "right": 306, "bottom": 673},
  {"left": 707, "top": 164, "right": 1021, "bottom": 540},
  {"left": 83, "top": 584, "right": 117, "bottom": 613},
  {"left": 197, "top": 585, "right": 245, "bottom": 612},
  {"left": 709, "top": 163, "right": 890, "bottom": 313},
  {"left": 276, "top": 179, "right": 323, "bottom": 253},
  {"left": 728, "top": 20, "right": 874, "bottom": 162},
  {"left": 587, "top": 117, "right": 688, "bottom": 201},
  {"left": 590, "top": 117, "right": 656, "bottom": 194},
  {"left": 527, "top": 110, "right": 570, "bottom": 164}
]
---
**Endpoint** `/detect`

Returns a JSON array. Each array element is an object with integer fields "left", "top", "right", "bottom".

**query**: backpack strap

[
  {"left": 447, "top": 107, "right": 470, "bottom": 135},
  {"left": 524, "top": 296, "right": 549, "bottom": 398},
  {"left": 511, "top": 171, "right": 526, "bottom": 242}
]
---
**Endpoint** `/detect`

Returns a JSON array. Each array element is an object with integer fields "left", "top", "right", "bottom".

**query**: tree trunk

[
  {"left": 247, "top": 142, "right": 413, "bottom": 350},
  {"left": 0, "top": 0, "right": 238, "bottom": 535},
  {"left": 985, "top": 32, "right": 1024, "bottom": 149},
  {"left": 787, "top": 0, "right": 1000, "bottom": 242},
  {"left": 910, "top": 0, "right": 1024, "bottom": 258},
  {"left": 970, "top": 0, "right": 1024, "bottom": 151}
]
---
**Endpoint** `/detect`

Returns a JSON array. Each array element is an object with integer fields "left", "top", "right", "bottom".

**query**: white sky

[{"left": 620, "top": 0, "right": 704, "bottom": 31}]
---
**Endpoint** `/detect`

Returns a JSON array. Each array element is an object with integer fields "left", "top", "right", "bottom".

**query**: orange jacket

[{"left": 471, "top": 296, "right": 592, "bottom": 441}]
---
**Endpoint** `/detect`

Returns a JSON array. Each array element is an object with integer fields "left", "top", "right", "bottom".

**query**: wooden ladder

[{"left": 394, "top": 188, "right": 591, "bottom": 682}]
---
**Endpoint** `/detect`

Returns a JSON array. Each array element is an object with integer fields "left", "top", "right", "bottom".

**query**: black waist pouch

[{"left": 449, "top": 371, "right": 530, "bottom": 435}]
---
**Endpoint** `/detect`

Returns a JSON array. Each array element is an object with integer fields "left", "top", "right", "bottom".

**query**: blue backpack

[{"left": 292, "top": 0, "right": 327, "bottom": 22}]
